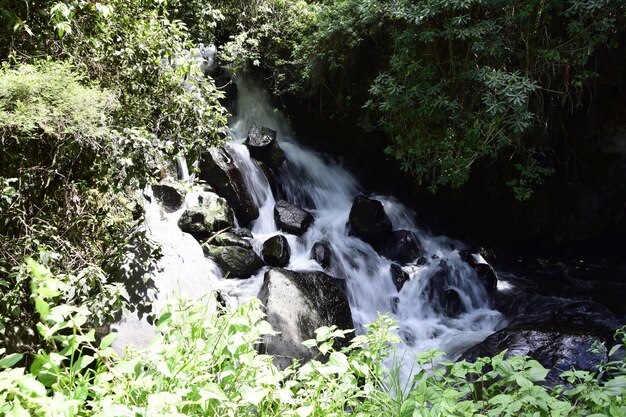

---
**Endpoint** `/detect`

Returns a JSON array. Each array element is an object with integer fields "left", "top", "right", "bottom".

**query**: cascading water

[{"left": 213, "top": 75, "right": 505, "bottom": 381}]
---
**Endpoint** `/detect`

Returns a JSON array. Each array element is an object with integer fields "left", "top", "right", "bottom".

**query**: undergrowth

[{"left": 0, "top": 260, "right": 624, "bottom": 416}]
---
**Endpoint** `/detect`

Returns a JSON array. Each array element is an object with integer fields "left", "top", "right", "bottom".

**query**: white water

[
  {"left": 111, "top": 186, "right": 222, "bottom": 354},
  {"left": 212, "top": 75, "right": 505, "bottom": 383}
]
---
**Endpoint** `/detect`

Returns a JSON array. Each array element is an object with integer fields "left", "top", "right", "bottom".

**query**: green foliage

[
  {"left": 220, "top": 0, "right": 625, "bottom": 198},
  {"left": 217, "top": 0, "right": 316, "bottom": 81},
  {"left": 0, "top": 260, "right": 625, "bottom": 416},
  {"left": 0, "top": 0, "right": 230, "bottom": 357},
  {"left": 0, "top": 60, "right": 138, "bottom": 355}
]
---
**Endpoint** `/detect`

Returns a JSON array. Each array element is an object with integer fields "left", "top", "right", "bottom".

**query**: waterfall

[{"left": 212, "top": 75, "right": 505, "bottom": 382}]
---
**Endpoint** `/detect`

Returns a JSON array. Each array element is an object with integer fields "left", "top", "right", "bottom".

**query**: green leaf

[
  {"left": 302, "top": 339, "right": 317, "bottom": 349},
  {"left": 35, "top": 297, "right": 50, "bottom": 319},
  {"left": 70, "top": 355, "right": 95, "bottom": 373},
  {"left": 603, "top": 378, "right": 626, "bottom": 396},
  {"left": 156, "top": 312, "right": 172, "bottom": 331},
  {"left": 327, "top": 351, "right": 349, "bottom": 374},
  {"left": 201, "top": 383, "right": 227, "bottom": 401},
  {"left": 296, "top": 405, "right": 313, "bottom": 417},
  {"left": 0, "top": 353, "right": 24, "bottom": 368},
  {"left": 527, "top": 366, "right": 549, "bottom": 382},
  {"left": 8, "top": 401, "right": 30, "bottom": 417},
  {"left": 400, "top": 398, "right": 416, "bottom": 417},
  {"left": 99, "top": 333, "right": 118, "bottom": 349}
]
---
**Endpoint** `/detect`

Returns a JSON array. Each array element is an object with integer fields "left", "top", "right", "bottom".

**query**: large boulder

[
  {"left": 262, "top": 235, "right": 291, "bottom": 267},
  {"left": 204, "top": 245, "right": 264, "bottom": 278},
  {"left": 198, "top": 146, "right": 259, "bottom": 225},
  {"left": 274, "top": 200, "right": 314, "bottom": 235},
  {"left": 259, "top": 268, "right": 354, "bottom": 369},
  {"left": 244, "top": 125, "right": 286, "bottom": 170},
  {"left": 177, "top": 192, "right": 233, "bottom": 240},
  {"left": 348, "top": 195, "right": 392, "bottom": 248},
  {"left": 152, "top": 183, "right": 186, "bottom": 212},
  {"left": 310, "top": 241, "right": 333, "bottom": 269},
  {"left": 382, "top": 230, "right": 423, "bottom": 264},
  {"left": 462, "top": 323, "right": 612, "bottom": 386}
]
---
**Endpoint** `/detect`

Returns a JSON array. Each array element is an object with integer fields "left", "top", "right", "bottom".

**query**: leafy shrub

[
  {"left": 0, "top": 60, "right": 143, "bottom": 355},
  {"left": 0, "top": 0, "right": 230, "bottom": 356},
  {"left": 0, "top": 259, "right": 624, "bottom": 416}
]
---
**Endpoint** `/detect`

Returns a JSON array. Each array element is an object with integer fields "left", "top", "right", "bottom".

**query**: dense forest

[{"left": 1, "top": 1, "right": 625, "bottom": 416}]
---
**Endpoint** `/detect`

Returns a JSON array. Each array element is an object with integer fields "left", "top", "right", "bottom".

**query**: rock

[
  {"left": 383, "top": 230, "right": 422, "bottom": 264},
  {"left": 458, "top": 250, "right": 476, "bottom": 266},
  {"left": 459, "top": 250, "right": 498, "bottom": 296},
  {"left": 443, "top": 288, "right": 465, "bottom": 318},
  {"left": 231, "top": 227, "right": 253, "bottom": 239},
  {"left": 254, "top": 159, "right": 280, "bottom": 199},
  {"left": 423, "top": 263, "right": 467, "bottom": 317},
  {"left": 152, "top": 183, "right": 186, "bottom": 212},
  {"left": 348, "top": 195, "right": 392, "bottom": 248},
  {"left": 274, "top": 200, "right": 314, "bottom": 235},
  {"left": 198, "top": 146, "right": 259, "bottom": 225},
  {"left": 259, "top": 268, "right": 354, "bottom": 369},
  {"left": 244, "top": 125, "right": 286, "bottom": 169},
  {"left": 211, "top": 232, "right": 252, "bottom": 249},
  {"left": 462, "top": 323, "right": 612, "bottom": 386},
  {"left": 204, "top": 245, "right": 264, "bottom": 278},
  {"left": 262, "top": 235, "right": 291, "bottom": 267},
  {"left": 177, "top": 192, "right": 233, "bottom": 240},
  {"left": 310, "top": 241, "right": 333, "bottom": 269},
  {"left": 474, "top": 263, "right": 498, "bottom": 296},
  {"left": 389, "top": 263, "right": 410, "bottom": 291}
]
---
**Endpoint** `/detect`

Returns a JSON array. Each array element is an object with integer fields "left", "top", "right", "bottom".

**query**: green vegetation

[
  {"left": 1, "top": 260, "right": 625, "bottom": 416},
  {"left": 0, "top": 1, "right": 227, "bottom": 355},
  {"left": 216, "top": 0, "right": 625, "bottom": 199}
]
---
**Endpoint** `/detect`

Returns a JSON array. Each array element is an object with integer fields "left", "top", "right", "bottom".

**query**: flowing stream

[
  {"left": 213, "top": 75, "right": 505, "bottom": 380},
  {"left": 113, "top": 72, "right": 505, "bottom": 383}
]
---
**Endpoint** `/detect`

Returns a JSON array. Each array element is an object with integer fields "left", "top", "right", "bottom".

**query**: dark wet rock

[
  {"left": 211, "top": 232, "right": 252, "bottom": 249},
  {"left": 259, "top": 268, "right": 354, "bottom": 369},
  {"left": 474, "top": 264, "right": 498, "bottom": 296},
  {"left": 462, "top": 323, "right": 612, "bottom": 386},
  {"left": 423, "top": 264, "right": 468, "bottom": 317},
  {"left": 152, "top": 183, "right": 186, "bottom": 213},
  {"left": 348, "top": 195, "right": 392, "bottom": 248},
  {"left": 177, "top": 193, "right": 233, "bottom": 240},
  {"left": 383, "top": 230, "right": 422, "bottom": 264},
  {"left": 390, "top": 263, "right": 410, "bottom": 291},
  {"left": 310, "top": 241, "right": 333, "bottom": 269},
  {"left": 390, "top": 296, "right": 400, "bottom": 314},
  {"left": 245, "top": 125, "right": 286, "bottom": 169},
  {"left": 253, "top": 159, "right": 280, "bottom": 199},
  {"left": 232, "top": 227, "right": 253, "bottom": 239},
  {"left": 443, "top": 288, "right": 465, "bottom": 318},
  {"left": 459, "top": 250, "right": 498, "bottom": 296},
  {"left": 262, "top": 235, "right": 291, "bottom": 267},
  {"left": 204, "top": 245, "right": 264, "bottom": 278},
  {"left": 274, "top": 200, "right": 314, "bottom": 235},
  {"left": 459, "top": 250, "right": 476, "bottom": 266},
  {"left": 416, "top": 256, "right": 428, "bottom": 266},
  {"left": 399, "top": 329, "right": 416, "bottom": 347},
  {"left": 494, "top": 287, "right": 623, "bottom": 332},
  {"left": 198, "top": 146, "right": 259, "bottom": 225}
]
